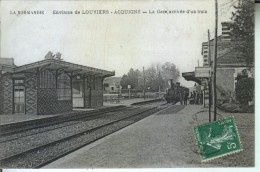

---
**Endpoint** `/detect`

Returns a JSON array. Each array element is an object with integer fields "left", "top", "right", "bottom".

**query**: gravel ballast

[{"left": 0, "top": 105, "right": 162, "bottom": 168}]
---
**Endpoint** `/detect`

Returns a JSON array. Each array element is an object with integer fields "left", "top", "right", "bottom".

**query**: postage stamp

[{"left": 194, "top": 116, "right": 242, "bottom": 161}]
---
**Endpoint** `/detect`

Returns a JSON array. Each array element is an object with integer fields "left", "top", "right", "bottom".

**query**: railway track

[
  {"left": 0, "top": 102, "right": 163, "bottom": 143},
  {"left": 0, "top": 107, "right": 150, "bottom": 158},
  {"left": 0, "top": 105, "right": 127, "bottom": 137},
  {"left": 0, "top": 102, "right": 170, "bottom": 168}
]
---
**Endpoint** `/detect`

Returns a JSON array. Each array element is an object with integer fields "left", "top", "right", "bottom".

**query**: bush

[{"left": 235, "top": 77, "right": 254, "bottom": 105}]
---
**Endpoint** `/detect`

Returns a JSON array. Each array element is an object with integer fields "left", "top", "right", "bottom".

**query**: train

[{"left": 165, "top": 80, "right": 189, "bottom": 104}]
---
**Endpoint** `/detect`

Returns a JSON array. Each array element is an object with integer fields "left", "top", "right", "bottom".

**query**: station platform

[
  {"left": 44, "top": 105, "right": 201, "bottom": 168},
  {"left": 44, "top": 104, "right": 254, "bottom": 168}
]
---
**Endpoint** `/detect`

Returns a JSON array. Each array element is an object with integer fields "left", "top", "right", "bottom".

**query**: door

[{"left": 14, "top": 85, "right": 25, "bottom": 114}]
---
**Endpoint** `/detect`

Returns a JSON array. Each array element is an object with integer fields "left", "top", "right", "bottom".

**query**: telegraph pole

[
  {"left": 208, "top": 29, "right": 211, "bottom": 122},
  {"left": 143, "top": 66, "right": 146, "bottom": 100},
  {"left": 213, "top": 0, "right": 218, "bottom": 121}
]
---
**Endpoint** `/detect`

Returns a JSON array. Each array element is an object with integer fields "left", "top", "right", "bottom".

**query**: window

[
  {"left": 57, "top": 73, "right": 71, "bottom": 100},
  {"left": 222, "top": 36, "right": 231, "bottom": 39},
  {"left": 204, "top": 59, "right": 208, "bottom": 62},
  {"left": 38, "top": 70, "right": 56, "bottom": 88},
  {"left": 14, "top": 85, "right": 25, "bottom": 113},
  {"left": 104, "top": 83, "right": 109, "bottom": 88},
  {"left": 203, "top": 55, "right": 208, "bottom": 58},
  {"left": 222, "top": 27, "right": 230, "bottom": 31},
  {"left": 14, "top": 79, "right": 24, "bottom": 84}
]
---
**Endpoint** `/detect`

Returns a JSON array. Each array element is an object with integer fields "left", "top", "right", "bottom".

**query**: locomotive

[{"left": 165, "top": 80, "right": 189, "bottom": 104}]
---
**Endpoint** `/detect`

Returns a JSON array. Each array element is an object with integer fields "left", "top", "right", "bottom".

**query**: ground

[{"left": 45, "top": 104, "right": 254, "bottom": 168}]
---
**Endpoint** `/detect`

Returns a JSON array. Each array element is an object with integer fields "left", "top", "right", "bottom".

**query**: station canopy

[
  {"left": 182, "top": 72, "right": 201, "bottom": 85},
  {"left": 4, "top": 59, "right": 115, "bottom": 78}
]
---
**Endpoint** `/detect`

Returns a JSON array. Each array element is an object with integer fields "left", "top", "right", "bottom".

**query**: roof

[
  {"left": 103, "top": 77, "right": 121, "bottom": 85},
  {"left": 201, "top": 38, "right": 247, "bottom": 67},
  {"left": 182, "top": 72, "right": 201, "bottom": 85},
  {"left": 217, "top": 47, "right": 247, "bottom": 67},
  {"left": 1, "top": 59, "right": 115, "bottom": 77}
]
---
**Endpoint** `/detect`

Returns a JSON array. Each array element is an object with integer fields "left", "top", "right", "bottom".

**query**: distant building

[
  {"left": 0, "top": 53, "right": 114, "bottom": 115},
  {"left": 202, "top": 22, "right": 233, "bottom": 66},
  {"left": 201, "top": 22, "right": 253, "bottom": 97},
  {"left": 103, "top": 77, "right": 121, "bottom": 94},
  {"left": 221, "top": 22, "right": 232, "bottom": 42}
]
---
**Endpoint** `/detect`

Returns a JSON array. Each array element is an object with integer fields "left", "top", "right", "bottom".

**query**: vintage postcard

[{"left": 0, "top": 0, "right": 255, "bottom": 169}]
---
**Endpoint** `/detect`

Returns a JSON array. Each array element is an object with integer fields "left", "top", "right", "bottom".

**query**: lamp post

[{"left": 117, "top": 82, "right": 120, "bottom": 103}]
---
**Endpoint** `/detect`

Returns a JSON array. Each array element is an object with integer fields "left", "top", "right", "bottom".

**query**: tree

[
  {"left": 120, "top": 69, "right": 141, "bottom": 89},
  {"left": 230, "top": 0, "right": 254, "bottom": 65},
  {"left": 121, "top": 62, "right": 180, "bottom": 92},
  {"left": 120, "top": 74, "right": 129, "bottom": 89},
  {"left": 145, "top": 65, "right": 158, "bottom": 92},
  {"left": 235, "top": 77, "right": 254, "bottom": 104},
  {"left": 141, "top": 62, "right": 180, "bottom": 92}
]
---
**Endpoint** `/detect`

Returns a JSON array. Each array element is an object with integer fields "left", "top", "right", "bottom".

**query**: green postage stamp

[{"left": 194, "top": 116, "right": 242, "bottom": 161}]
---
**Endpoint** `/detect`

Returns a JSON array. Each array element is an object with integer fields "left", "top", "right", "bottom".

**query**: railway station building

[
  {"left": 182, "top": 22, "right": 254, "bottom": 106},
  {"left": 0, "top": 53, "right": 114, "bottom": 115}
]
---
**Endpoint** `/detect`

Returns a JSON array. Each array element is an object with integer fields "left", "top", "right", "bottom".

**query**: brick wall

[
  {"left": 25, "top": 73, "right": 37, "bottom": 115},
  {"left": 0, "top": 74, "right": 13, "bottom": 115},
  {"left": 0, "top": 75, "right": 4, "bottom": 115},
  {"left": 37, "top": 88, "right": 72, "bottom": 115}
]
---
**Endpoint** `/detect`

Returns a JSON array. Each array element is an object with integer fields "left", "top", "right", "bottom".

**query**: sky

[{"left": 1, "top": 0, "right": 238, "bottom": 87}]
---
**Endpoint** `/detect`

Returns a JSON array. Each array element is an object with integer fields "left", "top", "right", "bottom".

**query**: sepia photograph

[{"left": 0, "top": 0, "right": 256, "bottom": 169}]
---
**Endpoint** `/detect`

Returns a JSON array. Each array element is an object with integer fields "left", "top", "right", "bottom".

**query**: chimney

[
  {"left": 0, "top": 58, "right": 15, "bottom": 74},
  {"left": 0, "top": 58, "right": 15, "bottom": 66}
]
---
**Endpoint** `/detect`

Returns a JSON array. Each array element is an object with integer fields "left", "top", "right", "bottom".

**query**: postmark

[{"left": 194, "top": 116, "right": 242, "bottom": 161}]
